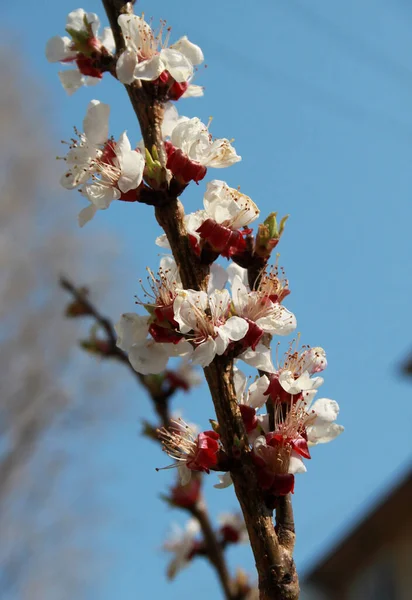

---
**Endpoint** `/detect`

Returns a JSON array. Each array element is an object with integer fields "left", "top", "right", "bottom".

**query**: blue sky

[{"left": 5, "top": 0, "right": 412, "bottom": 597}]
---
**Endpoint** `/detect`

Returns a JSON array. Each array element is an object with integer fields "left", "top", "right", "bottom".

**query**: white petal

[
  {"left": 178, "top": 464, "right": 192, "bottom": 486},
  {"left": 307, "top": 423, "right": 344, "bottom": 445},
  {"left": 60, "top": 167, "right": 90, "bottom": 190},
  {"left": 208, "top": 263, "right": 228, "bottom": 293},
  {"left": 46, "top": 36, "right": 76, "bottom": 62},
  {"left": 289, "top": 452, "right": 307, "bottom": 474},
  {"left": 233, "top": 367, "right": 247, "bottom": 400},
  {"left": 84, "top": 182, "right": 119, "bottom": 208},
  {"left": 67, "top": 9, "right": 99, "bottom": 35},
  {"left": 162, "top": 102, "right": 180, "bottom": 138},
  {"left": 256, "top": 307, "right": 297, "bottom": 336},
  {"left": 248, "top": 375, "right": 270, "bottom": 409},
  {"left": 115, "top": 313, "right": 149, "bottom": 351},
  {"left": 101, "top": 27, "right": 115, "bottom": 53},
  {"left": 311, "top": 398, "right": 340, "bottom": 423},
  {"left": 227, "top": 263, "right": 248, "bottom": 287},
  {"left": 58, "top": 70, "right": 84, "bottom": 95},
  {"left": 156, "top": 233, "right": 170, "bottom": 248},
  {"left": 182, "top": 84, "right": 204, "bottom": 98},
  {"left": 78, "top": 203, "right": 97, "bottom": 227},
  {"left": 134, "top": 55, "right": 164, "bottom": 81},
  {"left": 238, "top": 344, "right": 275, "bottom": 373},
  {"left": 219, "top": 316, "right": 248, "bottom": 342},
  {"left": 117, "top": 14, "right": 154, "bottom": 54},
  {"left": 214, "top": 472, "right": 233, "bottom": 489},
  {"left": 214, "top": 332, "right": 229, "bottom": 356},
  {"left": 201, "top": 138, "right": 241, "bottom": 169},
  {"left": 83, "top": 100, "right": 110, "bottom": 146},
  {"left": 116, "top": 48, "right": 138, "bottom": 84},
  {"left": 117, "top": 150, "right": 145, "bottom": 193},
  {"left": 171, "top": 36, "right": 204, "bottom": 66},
  {"left": 84, "top": 76, "right": 101, "bottom": 87},
  {"left": 128, "top": 341, "right": 170, "bottom": 374},
  {"left": 160, "top": 48, "right": 193, "bottom": 83},
  {"left": 167, "top": 340, "right": 194, "bottom": 358},
  {"left": 192, "top": 338, "right": 216, "bottom": 367}
]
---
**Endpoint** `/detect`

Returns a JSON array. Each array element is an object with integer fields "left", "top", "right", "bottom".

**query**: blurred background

[{"left": 1, "top": 0, "right": 411, "bottom": 598}]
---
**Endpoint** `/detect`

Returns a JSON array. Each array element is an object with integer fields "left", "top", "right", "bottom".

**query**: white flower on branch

[
  {"left": 162, "top": 105, "right": 241, "bottom": 183},
  {"left": 228, "top": 263, "right": 296, "bottom": 349},
  {"left": 60, "top": 100, "right": 144, "bottom": 226},
  {"left": 160, "top": 180, "right": 258, "bottom": 257},
  {"left": 116, "top": 14, "right": 203, "bottom": 97},
  {"left": 157, "top": 418, "right": 220, "bottom": 485},
  {"left": 173, "top": 289, "right": 249, "bottom": 367},
  {"left": 264, "top": 343, "right": 327, "bottom": 405},
  {"left": 163, "top": 519, "right": 200, "bottom": 580},
  {"left": 115, "top": 312, "right": 192, "bottom": 374},
  {"left": 46, "top": 8, "right": 115, "bottom": 94}
]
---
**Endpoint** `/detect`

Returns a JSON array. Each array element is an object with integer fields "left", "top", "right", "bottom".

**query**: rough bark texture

[{"left": 101, "top": 2, "right": 300, "bottom": 597}]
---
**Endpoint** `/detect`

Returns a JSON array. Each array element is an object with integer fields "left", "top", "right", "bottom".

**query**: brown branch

[
  {"left": 59, "top": 275, "right": 171, "bottom": 428},
  {"left": 99, "top": 3, "right": 300, "bottom": 597},
  {"left": 60, "top": 275, "right": 238, "bottom": 595},
  {"left": 189, "top": 500, "right": 236, "bottom": 600}
]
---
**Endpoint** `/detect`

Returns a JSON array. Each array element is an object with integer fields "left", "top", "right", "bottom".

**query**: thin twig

[{"left": 59, "top": 275, "right": 237, "bottom": 594}]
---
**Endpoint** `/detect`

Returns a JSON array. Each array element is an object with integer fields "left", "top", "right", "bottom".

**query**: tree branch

[
  {"left": 59, "top": 276, "right": 238, "bottom": 596},
  {"left": 98, "top": 3, "right": 300, "bottom": 597}
]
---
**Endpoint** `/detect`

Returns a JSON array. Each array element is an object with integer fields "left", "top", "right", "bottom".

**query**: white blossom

[
  {"left": 163, "top": 519, "right": 200, "bottom": 580},
  {"left": 173, "top": 289, "right": 248, "bottom": 367},
  {"left": 61, "top": 100, "right": 144, "bottom": 224},
  {"left": 46, "top": 9, "right": 115, "bottom": 94},
  {"left": 116, "top": 15, "right": 203, "bottom": 84}
]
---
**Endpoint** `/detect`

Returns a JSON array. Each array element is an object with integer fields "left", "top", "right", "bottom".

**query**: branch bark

[{"left": 99, "top": 3, "right": 300, "bottom": 597}]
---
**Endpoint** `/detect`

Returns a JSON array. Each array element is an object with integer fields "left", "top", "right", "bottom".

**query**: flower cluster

[
  {"left": 47, "top": 10, "right": 204, "bottom": 99},
  {"left": 115, "top": 257, "right": 297, "bottom": 371},
  {"left": 46, "top": 8, "right": 115, "bottom": 94},
  {"left": 49, "top": 5, "right": 344, "bottom": 584},
  {"left": 60, "top": 100, "right": 145, "bottom": 226},
  {"left": 221, "top": 344, "right": 343, "bottom": 500}
]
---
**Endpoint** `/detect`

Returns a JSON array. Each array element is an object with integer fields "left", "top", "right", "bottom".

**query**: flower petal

[
  {"left": 171, "top": 36, "right": 204, "bottom": 66},
  {"left": 84, "top": 182, "right": 120, "bottom": 208},
  {"left": 46, "top": 36, "right": 76, "bottom": 62},
  {"left": 289, "top": 452, "right": 307, "bottom": 474},
  {"left": 78, "top": 203, "right": 97, "bottom": 227},
  {"left": 192, "top": 337, "right": 216, "bottom": 367},
  {"left": 248, "top": 375, "right": 270, "bottom": 409},
  {"left": 239, "top": 344, "right": 275, "bottom": 373},
  {"left": 214, "top": 472, "right": 233, "bottom": 489},
  {"left": 115, "top": 313, "right": 149, "bottom": 351},
  {"left": 160, "top": 48, "right": 193, "bottom": 82},
  {"left": 58, "top": 70, "right": 84, "bottom": 95},
  {"left": 116, "top": 48, "right": 138, "bottom": 84},
  {"left": 182, "top": 84, "right": 204, "bottom": 98},
  {"left": 134, "top": 54, "right": 164, "bottom": 81},
  {"left": 307, "top": 423, "right": 344, "bottom": 445},
  {"left": 219, "top": 316, "right": 248, "bottom": 342},
  {"left": 117, "top": 149, "right": 145, "bottom": 193},
  {"left": 83, "top": 100, "right": 110, "bottom": 146}
]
